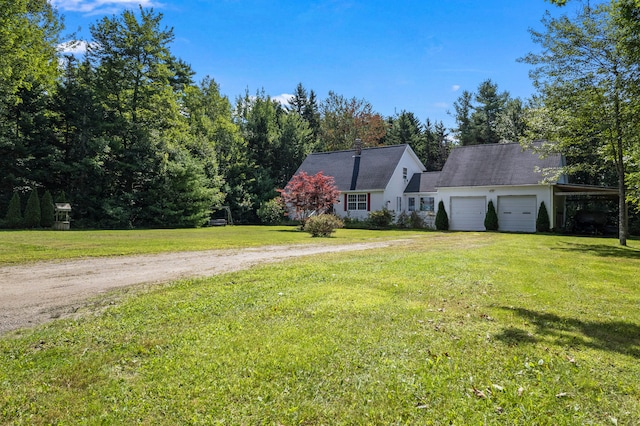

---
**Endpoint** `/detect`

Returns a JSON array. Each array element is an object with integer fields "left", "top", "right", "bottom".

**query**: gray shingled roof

[
  {"left": 437, "top": 143, "right": 563, "bottom": 187},
  {"left": 405, "top": 172, "right": 441, "bottom": 193},
  {"left": 293, "top": 145, "right": 410, "bottom": 191}
]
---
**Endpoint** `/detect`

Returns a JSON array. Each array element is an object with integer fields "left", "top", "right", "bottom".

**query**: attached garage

[
  {"left": 498, "top": 195, "right": 536, "bottom": 233},
  {"left": 450, "top": 196, "right": 486, "bottom": 231}
]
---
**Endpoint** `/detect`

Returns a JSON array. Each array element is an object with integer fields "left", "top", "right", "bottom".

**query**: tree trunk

[{"left": 613, "top": 86, "right": 627, "bottom": 246}]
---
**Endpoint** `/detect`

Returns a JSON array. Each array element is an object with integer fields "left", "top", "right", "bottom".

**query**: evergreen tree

[
  {"left": 536, "top": 201, "right": 551, "bottom": 232},
  {"left": 435, "top": 200, "right": 449, "bottom": 230},
  {"left": 41, "top": 190, "right": 54, "bottom": 228},
  {"left": 288, "top": 83, "right": 308, "bottom": 114},
  {"left": 452, "top": 80, "right": 517, "bottom": 145},
  {"left": 51, "top": 56, "right": 108, "bottom": 227},
  {"left": 186, "top": 77, "right": 249, "bottom": 224},
  {"left": 5, "top": 193, "right": 23, "bottom": 229},
  {"left": 472, "top": 79, "right": 509, "bottom": 144},
  {"left": 303, "top": 89, "right": 321, "bottom": 140},
  {"left": 452, "top": 90, "right": 475, "bottom": 145},
  {"left": 484, "top": 200, "right": 499, "bottom": 231},
  {"left": 24, "top": 189, "right": 41, "bottom": 228},
  {"left": 385, "top": 111, "right": 425, "bottom": 159}
]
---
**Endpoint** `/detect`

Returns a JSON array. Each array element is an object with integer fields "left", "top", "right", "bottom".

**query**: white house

[
  {"left": 291, "top": 143, "right": 426, "bottom": 221},
  {"left": 290, "top": 142, "right": 617, "bottom": 232}
]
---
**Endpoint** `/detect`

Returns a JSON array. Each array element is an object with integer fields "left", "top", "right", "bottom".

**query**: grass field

[
  {"left": 1, "top": 231, "right": 639, "bottom": 424},
  {"left": 0, "top": 226, "right": 419, "bottom": 265}
]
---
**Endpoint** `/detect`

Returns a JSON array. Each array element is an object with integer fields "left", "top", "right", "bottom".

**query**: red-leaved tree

[{"left": 278, "top": 171, "right": 340, "bottom": 224}]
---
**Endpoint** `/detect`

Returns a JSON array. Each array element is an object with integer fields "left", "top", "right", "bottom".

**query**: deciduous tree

[
  {"left": 278, "top": 171, "right": 340, "bottom": 224},
  {"left": 522, "top": 2, "right": 640, "bottom": 245},
  {"left": 319, "top": 92, "right": 386, "bottom": 151}
]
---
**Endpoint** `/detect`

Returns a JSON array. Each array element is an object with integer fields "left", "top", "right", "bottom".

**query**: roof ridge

[{"left": 309, "top": 144, "right": 408, "bottom": 155}]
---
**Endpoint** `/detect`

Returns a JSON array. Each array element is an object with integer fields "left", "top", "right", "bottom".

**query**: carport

[{"left": 553, "top": 184, "right": 619, "bottom": 231}]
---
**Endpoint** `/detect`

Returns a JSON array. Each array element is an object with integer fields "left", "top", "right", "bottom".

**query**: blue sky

[{"left": 52, "top": 0, "right": 581, "bottom": 130}]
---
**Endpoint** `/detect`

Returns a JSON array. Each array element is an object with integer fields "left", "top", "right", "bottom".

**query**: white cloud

[
  {"left": 52, "top": 0, "right": 161, "bottom": 15},
  {"left": 57, "top": 40, "right": 94, "bottom": 55},
  {"left": 451, "top": 85, "right": 461, "bottom": 92},
  {"left": 273, "top": 93, "right": 293, "bottom": 107}
]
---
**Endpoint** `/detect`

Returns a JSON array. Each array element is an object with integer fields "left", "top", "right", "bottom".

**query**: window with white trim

[
  {"left": 420, "top": 197, "right": 435, "bottom": 212},
  {"left": 347, "top": 193, "right": 367, "bottom": 211},
  {"left": 408, "top": 197, "right": 416, "bottom": 211}
]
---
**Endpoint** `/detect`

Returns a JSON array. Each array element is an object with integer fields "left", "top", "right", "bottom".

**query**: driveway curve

[{"left": 0, "top": 241, "right": 395, "bottom": 335}]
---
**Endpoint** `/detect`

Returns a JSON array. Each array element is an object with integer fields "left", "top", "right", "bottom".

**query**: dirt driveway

[{"left": 0, "top": 241, "right": 395, "bottom": 335}]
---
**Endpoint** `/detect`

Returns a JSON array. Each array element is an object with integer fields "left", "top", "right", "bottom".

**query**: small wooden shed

[{"left": 54, "top": 203, "right": 71, "bottom": 230}]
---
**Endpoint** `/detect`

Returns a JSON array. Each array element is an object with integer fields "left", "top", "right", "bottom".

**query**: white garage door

[
  {"left": 498, "top": 196, "right": 536, "bottom": 233},
  {"left": 450, "top": 196, "right": 486, "bottom": 231}
]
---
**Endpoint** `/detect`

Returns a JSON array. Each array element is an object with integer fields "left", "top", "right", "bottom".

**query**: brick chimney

[{"left": 354, "top": 138, "right": 362, "bottom": 156}]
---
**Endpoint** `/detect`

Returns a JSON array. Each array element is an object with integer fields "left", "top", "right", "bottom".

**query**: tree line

[
  {"left": 1, "top": 5, "right": 452, "bottom": 228},
  {"left": 2, "top": 1, "right": 638, "bottom": 243}
]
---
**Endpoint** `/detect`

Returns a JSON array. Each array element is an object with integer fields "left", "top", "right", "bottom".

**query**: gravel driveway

[{"left": 0, "top": 241, "right": 394, "bottom": 335}]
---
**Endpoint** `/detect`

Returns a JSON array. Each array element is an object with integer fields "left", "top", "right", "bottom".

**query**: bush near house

[
  {"left": 537, "top": 201, "right": 551, "bottom": 232},
  {"left": 396, "top": 211, "right": 410, "bottom": 228},
  {"left": 435, "top": 200, "right": 449, "bottom": 230},
  {"left": 257, "top": 197, "right": 285, "bottom": 225},
  {"left": 398, "top": 211, "right": 425, "bottom": 229},
  {"left": 484, "top": 200, "right": 499, "bottom": 231},
  {"left": 409, "top": 211, "right": 425, "bottom": 229},
  {"left": 368, "top": 208, "right": 394, "bottom": 229},
  {"left": 303, "top": 214, "right": 344, "bottom": 237}
]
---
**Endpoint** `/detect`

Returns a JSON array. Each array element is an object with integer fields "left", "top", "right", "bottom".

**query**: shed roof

[
  {"left": 293, "top": 144, "right": 412, "bottom": 191},
  {"left": 437, "top": 142, "right": 563, "bottom": 187},
  {"left": 54, "top": 203, "right": 72, "bottom": 211}
]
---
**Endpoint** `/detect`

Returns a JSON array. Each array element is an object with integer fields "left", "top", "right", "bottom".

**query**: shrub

[
  {"left": 396, "top": 211, "right": 410, "bottom": 229},
  {"left": 484, "top": 200, "right": 499, "bottom": 231},
  {"left": 304, "top": 214, "right": 344, "bottom": 237},
  {"left": 257, "top": 197, "right": 285, "bottom": 225},
  {"left": 5, "top": 192, "right": 23, "bottom": 229},
  {"left": 343, "top": 215, "right": 368, "bottom": 229},
  {"left": 536, "top": 201, "right": 551, "bottom": 232},
  {"left": 367, "top": 208, "right": 394, "bottom": 229},
  {"left": 435, "top": 200, "right": 449, "bottom": 230},
  {"left": 24, "top": 189, "right": 41, "bottom": 229},
  {"left": 409, "top": 211, "right": 425, "bottom": 229},
  {"left": 41, "top": 190, "right": 55, "bottom": 228}
]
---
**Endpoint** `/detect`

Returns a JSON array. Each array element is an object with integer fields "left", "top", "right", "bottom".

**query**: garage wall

[{"left": 437, "top": 185, "right": 555, "bottom": 232}]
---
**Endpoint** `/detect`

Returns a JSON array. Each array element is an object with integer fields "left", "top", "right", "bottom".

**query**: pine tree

[
  {"left": 24, "top": 189, "right": 41, "bottom": 228},
  {"left": 536, "top": 201, "right": 550, "bottom": 232},
  {"left": 435, "top": 200, "right": 449, "bottom": 230},
  {"left": 41, "top": 190, "right": 54, "bottom": 228},
  {"left": 5, "top": 193, "right": 23, "bottom": 229},
  {"left": 484, "top": 200, "right": 499, "bottom": 231}
]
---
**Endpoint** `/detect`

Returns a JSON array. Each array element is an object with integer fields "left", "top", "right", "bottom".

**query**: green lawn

[
  {"left": 0, "top": 226, "right": 419, "bottom": 265},
  {"left": 1, "top": 232, "right": 639, "bottom": 424}
]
